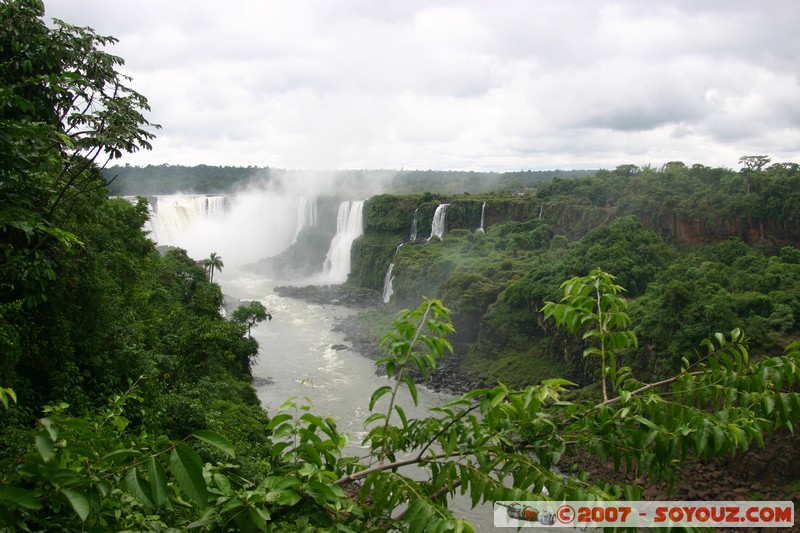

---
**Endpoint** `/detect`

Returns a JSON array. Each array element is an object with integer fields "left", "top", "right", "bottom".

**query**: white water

[
  {"left": 144, "top": 193, "right": 367, "bottom": 281},
  {"left": 381, "top": 243, "right": 404, "bottom": 304},
  {"left": 477, "top": 201, "right": 486, "bottom": 234},
  {"left": 147, "top": 195, "right": 227, "bottom": 244},
  {"left": 145, "top": 193, "right": 302, "bottom": 266},
  {"left": 292, "top": 196, "right": 317, "bottom": 244},
  {"left": 381, "top": 263, "right": 395, "bottom": 304},
  {"left": 428, "top": 203, "right": 450, "bottom": 241},
  {"left": 409, "top": 208, "right": 419, "bottom": 241},
  {"left": 320, "top": 200, "right": 365, "bottom": 284}
]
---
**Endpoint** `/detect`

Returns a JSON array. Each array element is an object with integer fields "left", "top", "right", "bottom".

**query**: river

[{"left": 217, "top": 268, "right": 496, "bottom": 529}]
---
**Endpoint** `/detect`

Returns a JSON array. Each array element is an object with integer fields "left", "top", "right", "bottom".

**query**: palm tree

[{"left": 203, "top": 252, "right": 224, "bottom": 282}]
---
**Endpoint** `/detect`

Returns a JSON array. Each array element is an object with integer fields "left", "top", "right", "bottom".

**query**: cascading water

[
  {"left": 381, "top": 243, "right": 404, "bottom": 304},
  {"left": 409, "top": 208, "right": 419, "bottom": 241},
  {"left": 321, "top": 200, "right": 365, "bottom": 283},
  {"left": 477, "top": 201, "right": 486, "bottom": 233},
  {"left": 144, "top": 191, "right": 312, "bottom": 267},
  {"left": 428, "top": 203, "right": 450, "bottom": 241},
  {"left": 292, "top": 196, "right": 317, "bottom": 244},
  {"left": 381, "top": 263, "right": 395, "bottom": 303},
  {"left": 148, "top": 194, "right": 227, "bottom": 244}
]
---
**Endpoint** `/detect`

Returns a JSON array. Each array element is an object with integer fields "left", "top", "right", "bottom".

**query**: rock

[{"left": 330, "top": 344, "right": 349, "bottom": 351}]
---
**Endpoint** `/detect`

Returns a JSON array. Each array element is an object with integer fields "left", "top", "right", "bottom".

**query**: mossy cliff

[{"left": 345, "top": 178, "right": 800, "bottom": 391}]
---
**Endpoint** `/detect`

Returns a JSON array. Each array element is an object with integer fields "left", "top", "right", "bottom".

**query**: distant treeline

[{"left": 103, "top": 164, "right": 595, "bottom": 195}]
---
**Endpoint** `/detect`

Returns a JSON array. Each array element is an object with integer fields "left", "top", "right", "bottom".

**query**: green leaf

[
  {"left": 369, "top": 386, "right": 392, "bottom": 411},
  {"left": 266, "top": 413, "right": 293, "bottom": 430},
  {"left": 364, "top": 412, "right": 387, "bottom": 426},
  {"left": 0, "top": 486, "right": 43, "bottom": 510},
  {"left": 147, "top": 456, "right": 168, "bottom": 507},
  {"left": 125, "top": 467, "right": 154, "bottom": 508},
  {"left": 394, "top": 405, "right": 409, "bottom": 430},
  {"left": 61, "top": 488, "right": 90, "bottom": 522},
  {"left": 170, "top": 443, "right": 208, "bottom": 507},
  {"left": 99, "top": 448, "right": 143, "bottom": 464},
  {"left": 403, "top": 376, "right": 419, "bottom": 406},
  {"left": 193, "top": 429, "right": 236, "bottom": 458},
  {"left": 35, "top": 433, "right": 55, "bottom": 462}
]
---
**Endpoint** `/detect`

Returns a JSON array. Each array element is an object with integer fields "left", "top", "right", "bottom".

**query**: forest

[
  {"left": 1, "top": 0, "right": 799, "bottom": 531},
  {"left": 345, "top": 160, "right": 800, "bottom": 391},
  {"left": 104, "top": 164, "right": 593, "bottom": 196}
]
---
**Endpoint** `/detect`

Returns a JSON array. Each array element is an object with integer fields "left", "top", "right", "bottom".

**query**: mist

[{"left": 144, "top": 169, "right": 395, "bottom": 282}]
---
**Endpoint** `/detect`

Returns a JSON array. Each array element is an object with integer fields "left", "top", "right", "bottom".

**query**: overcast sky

[{"left": 45, "top": 0, "right": 800, "bottom": 171}]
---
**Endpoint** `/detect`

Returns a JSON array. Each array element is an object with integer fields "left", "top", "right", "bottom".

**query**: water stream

[{"left": 217, "top": 268, "right": 494, "bottom": 528}]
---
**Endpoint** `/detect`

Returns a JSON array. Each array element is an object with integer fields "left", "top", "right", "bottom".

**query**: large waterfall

[
  {"left": 143, "top": 192, "right": 364, "bottom": 284},
  {"left": 321, "top": 200, "right": 365, "bottom": 284},
  {"left": 428, "top": 203, "right": 450, "bottom": 241},
  {"left": 147, "top": 195, "right": 227, "bottom": 245},
  {"left": 144, "top": 193, "right": 301, "bottom": 266}
]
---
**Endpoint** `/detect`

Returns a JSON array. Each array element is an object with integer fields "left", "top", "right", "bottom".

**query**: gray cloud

[{"left": 44, "top": 0, "right": 800, "bottom": 170}]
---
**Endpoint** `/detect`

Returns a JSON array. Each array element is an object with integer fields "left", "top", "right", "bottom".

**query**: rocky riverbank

[{"left": 274, "top": 284, "right": 382, "bottom": 308}]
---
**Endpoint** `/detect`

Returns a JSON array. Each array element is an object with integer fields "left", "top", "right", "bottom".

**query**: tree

[
  {"left": 203, "top": 252, "right": 224, "bottom": 282},
  {"left": 231, "top": 300, "right": 271, "bottom": 339},
  {"left": 739, "top": 155, "right": 771, "bottom": 172},
  {"left": 1, "top": 0, "right": 158, "bottom": 309},
  {"left": 542, "top": 268, "right": 637, "bottom": 401}
]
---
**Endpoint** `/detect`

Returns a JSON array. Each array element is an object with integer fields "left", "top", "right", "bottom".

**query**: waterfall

[
  {"left": 428, "top": 203, "right": 450, "bottom": 241},
  {"left": 144, "top": 191, "right": 307, "bottom": 267},
  {"left": 539, "top": 204, "right": 543, "bottom": 219},
  {"left": 148, "top": 194, "right": 227, "bottom": 244},
  {"left": 477, "top": 202, "right": 486, "bottom": 233},
  {"left": 381, "top": 263, "right": 395, "bottom": 303},
  {"left": 321, "top": 200, "right": 365, "bottom": 284},
  {"left": 409, "top": 208, "right": 419, "bottom": 241},
  {"left": 292, "top": 196, "right": 317, "bottom": 243},
  {"left": 381, "top": 243, "right": 404, "bottom": 304}
]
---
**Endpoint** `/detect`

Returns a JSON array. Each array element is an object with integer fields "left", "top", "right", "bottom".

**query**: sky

[{"left": 45, "top": 0, "right": 800, "bottom": 172}]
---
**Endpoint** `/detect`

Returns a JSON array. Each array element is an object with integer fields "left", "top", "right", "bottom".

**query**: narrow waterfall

[
  {"left": 539, "top": 204, "right": 544, "bottom": 219},
  {"left": 477, "top": 201, "right": 486, "bottom": 233},
  {"left": 428, "top": 203, "right": 450, "bottom": 241},
  {"left": 321, "top": 200, "right": 365, "bottom": 283},
  {"left": 292, "top": 196, "right": 317, "bottom": 243},
  {"left": 381, "top": 243, "right": 404, "bottom": 304},
  {"left": 409, "top": 208, "right": 419, "bottom": 241},
  {"left": 381, "top": 263, "right": 395, "bottom": 303}
]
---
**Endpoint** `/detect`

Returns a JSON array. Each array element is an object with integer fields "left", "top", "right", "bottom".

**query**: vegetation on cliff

[{"left": 352, "top": 162, "right": 800, "bottom": 390}]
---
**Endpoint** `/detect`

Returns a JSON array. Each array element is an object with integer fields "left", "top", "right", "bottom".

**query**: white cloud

[{"left": 44, "top": 0, "right": 800, "bottom": 170}]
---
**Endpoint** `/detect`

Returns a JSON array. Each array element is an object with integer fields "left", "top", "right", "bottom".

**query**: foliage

[
  {"left": 203, "top": 252, "right": 224, "bottom": 283},
  {"left": 231, "top": 300, "right": 272, "bottom": 339},
  {"left": 543, "top": 269, "right": 637, "bottom": 401},
  {"left": 3, "top": 287, "right": 800, "bottom": 530}
]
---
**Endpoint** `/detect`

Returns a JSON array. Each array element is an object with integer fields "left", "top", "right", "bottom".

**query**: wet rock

[{"left": 274, "top": 284, "right": 381, "bottom": 308}]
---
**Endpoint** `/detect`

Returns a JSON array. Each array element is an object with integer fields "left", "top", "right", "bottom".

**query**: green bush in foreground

[{"left": 2, "top": 276, "right": 799, "bottom": 531}]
